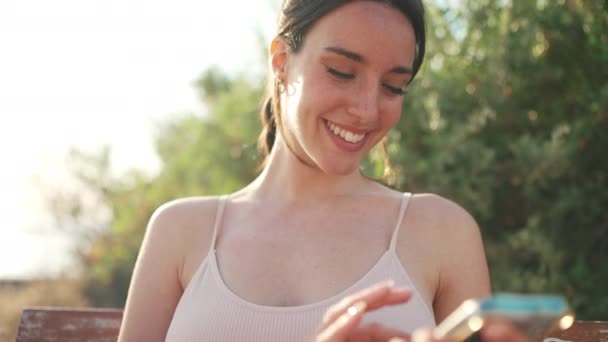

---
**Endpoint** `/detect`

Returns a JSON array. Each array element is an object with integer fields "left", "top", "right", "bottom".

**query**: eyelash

[
  {"left": 326, "top": 67, "right": 354, "bottom": 80},
  {"left": 325, "top": 67, "right": 406, "bottom": 96}
]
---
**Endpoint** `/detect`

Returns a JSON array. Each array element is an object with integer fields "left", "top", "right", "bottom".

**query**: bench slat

[
  {"left": 542, "top": 321, "right": 608, "bottom": 342},
  {"left": 17, "top": 307, "right": 123, "bottom": 342},
  {"left": 16, "top": 306, "right": 608, "bottom": 341}
]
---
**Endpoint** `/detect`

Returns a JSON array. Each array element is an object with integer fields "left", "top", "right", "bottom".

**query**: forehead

[{"left": 298, "top": 1, "right": 416, "bottom": 66}]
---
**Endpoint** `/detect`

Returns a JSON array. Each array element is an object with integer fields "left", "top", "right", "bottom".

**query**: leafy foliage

[
  {"left": 396, "top": 0, "right": 608, "bottom": 319},
  {"left": 51, "top": 0, "right": 606, "bottom": 319}
]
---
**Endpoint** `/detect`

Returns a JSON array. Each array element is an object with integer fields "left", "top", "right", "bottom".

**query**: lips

[
  {"left": 323, "top": 119, "right": 369, "bottom": 153},
  {"left": 324, "top": 119, "right": 367, "bottom": 143}
]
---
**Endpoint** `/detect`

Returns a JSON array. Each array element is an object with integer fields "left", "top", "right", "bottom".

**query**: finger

[
  {"left": 316, "top": 301, "right": 367, "bottom": 342},
  {"left": 481, "top": 320, "right": 529, "bottom": 342},
  {"left": 411, "top": 328, "right": 445, "bottom": 342},
  {"left": 389, "top": 338, "right": 409, "bottom": 342},
  {"left": 323, "top": 281, "right": 411, "bottom": 325},
  {"left": 323, "top": 281, "right": 392, "bottom": 325},
  {"left": 357, "top": 322, "right": 410, "bottom": 341}
]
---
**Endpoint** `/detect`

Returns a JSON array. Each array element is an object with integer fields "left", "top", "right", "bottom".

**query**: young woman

[{"left": 118, "top": 1, "right": 524, "bottom": 341}]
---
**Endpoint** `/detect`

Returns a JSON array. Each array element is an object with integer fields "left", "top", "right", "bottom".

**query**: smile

[{"left": 324, "top": 119, "right": 367, "bottom": 144}]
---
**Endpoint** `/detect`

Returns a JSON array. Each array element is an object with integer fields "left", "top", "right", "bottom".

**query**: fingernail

[
  {"left": 373, "top": 280, "right": 394, "bottom": 290},
  {"left": 413, "top": 329, "right": 435, "bottom": 342},
  {"left": 389, "top": 338, "right": 406, "bottom": 342},
  {"left": 394, "top": 287, "right": 411, "bottom": 294},
  {"left": 347, "top": 301, "right": 367, "bottom": 316}
]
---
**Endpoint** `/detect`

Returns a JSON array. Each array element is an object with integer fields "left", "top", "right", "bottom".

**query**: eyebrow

[{"left": 324, "top": 46, "right": 413, "bottom": 74}]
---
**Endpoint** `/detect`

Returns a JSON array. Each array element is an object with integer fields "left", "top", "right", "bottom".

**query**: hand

[{"left": 313, "top": 280, "right": 427, "bottom": 342}]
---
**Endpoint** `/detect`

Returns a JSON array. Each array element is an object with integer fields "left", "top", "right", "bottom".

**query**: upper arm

[
  {"left": 117, "top": 197, "right": 218, "bottom": 342},
  {"left": 431, "top": 196, "right": 491, "bottom": 322}
]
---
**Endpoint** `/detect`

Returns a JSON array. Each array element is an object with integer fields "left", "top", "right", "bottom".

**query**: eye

[
  {"left": 326, "top": 66, "right": 354, "bottom": 80},
  {"left": 382, "top": 83, "right": 406, "bottom": 96}
]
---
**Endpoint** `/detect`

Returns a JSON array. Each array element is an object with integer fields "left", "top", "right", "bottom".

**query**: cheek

[
  {"left": 286, "top": 69, "right": 335, "bottom": 123},
  {"left": 282, "top": 79, "right": 309, "bottom": 131},
  {"left": 380, "top": 104, "right": 403, "bottom": 129}
]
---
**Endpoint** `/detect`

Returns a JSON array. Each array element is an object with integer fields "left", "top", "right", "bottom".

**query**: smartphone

[{"left": 433, "top": 294, "right": 574, "bottom": 341}]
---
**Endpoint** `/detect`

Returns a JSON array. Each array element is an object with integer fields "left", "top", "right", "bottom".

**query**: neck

[{"left": 246, "top": 135, "right": 377, "bottom": 204}]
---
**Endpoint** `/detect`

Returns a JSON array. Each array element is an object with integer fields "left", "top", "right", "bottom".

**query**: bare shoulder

[
  {"left": 405, "top": 192, "right": 486, "bottom": 270},
  {"left": 129, "top": 196, "right": 224, "bottom": 291},
  {"left": 150, "top": 196, "right": 222, "bottom": 234},
  {"left": 144, "top": 196, "right": 221, "bottom": 251},
  {"left": 407, "top": 193, "right": 480, "bottom": 238},
  {"left": 146, "top": 196, "right": 223, "bottom": 283}
]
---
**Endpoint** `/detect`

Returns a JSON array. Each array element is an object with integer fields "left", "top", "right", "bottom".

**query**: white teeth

[{"left": 325, "top": 120, "right": 366, "bottom": 144}]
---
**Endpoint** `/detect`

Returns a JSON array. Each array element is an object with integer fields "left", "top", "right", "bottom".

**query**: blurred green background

[{"left": 1, "top": 0, "right": 606, "bottom": 340}]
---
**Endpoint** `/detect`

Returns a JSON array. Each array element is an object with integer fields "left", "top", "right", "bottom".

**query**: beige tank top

[{"left": 165, "top": 193, "right": 435, "bottom": 341}]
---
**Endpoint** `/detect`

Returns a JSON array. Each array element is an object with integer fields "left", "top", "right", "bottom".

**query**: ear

[{"left": 269, "top": 37, "right": 289, "bottom": 80}]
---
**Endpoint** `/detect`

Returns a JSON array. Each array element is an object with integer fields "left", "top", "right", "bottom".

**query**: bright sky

[{"left": 0, "top": 0, "right": 276, "bottom": 279}]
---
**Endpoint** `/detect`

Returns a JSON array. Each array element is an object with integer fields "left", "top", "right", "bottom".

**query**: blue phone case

[{"left": 434, "top": 294, "right": 573, "bottom": 341}]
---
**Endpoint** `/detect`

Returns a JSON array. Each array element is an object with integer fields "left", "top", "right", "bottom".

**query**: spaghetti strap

[
  {"left": 208, "top": 195, "right": 228, "bottom": 256},
  {"left": 389, "top": 192, "right": 412, "bottom": 251}
]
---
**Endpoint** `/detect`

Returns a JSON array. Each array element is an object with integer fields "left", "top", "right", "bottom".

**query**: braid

[{"left": 258, "top": 96, "right": 276, "bottom": 157}]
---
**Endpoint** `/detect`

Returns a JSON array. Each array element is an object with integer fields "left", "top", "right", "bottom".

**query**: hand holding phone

[{"left": 433, "top": 294, "right": 574, "bottom": 341}]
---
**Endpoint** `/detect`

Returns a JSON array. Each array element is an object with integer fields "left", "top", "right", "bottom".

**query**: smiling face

[{"left": 272, "top": 1, "right": 417, "bottom": 175}]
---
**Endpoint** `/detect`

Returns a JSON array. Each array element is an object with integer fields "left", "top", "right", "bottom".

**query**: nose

[{"left": 347, "top": 82, "right": 380, "bottom": 123}]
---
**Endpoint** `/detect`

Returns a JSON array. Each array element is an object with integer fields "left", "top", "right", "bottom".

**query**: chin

[{"left": 317, "top": 157, "right": 362, "bottom": 176}]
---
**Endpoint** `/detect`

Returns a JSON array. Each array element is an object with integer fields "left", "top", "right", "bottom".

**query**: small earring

[{"left": 276, "top": 78, "right": 286, "bottom": 94}]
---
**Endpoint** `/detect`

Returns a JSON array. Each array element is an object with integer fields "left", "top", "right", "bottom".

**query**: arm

[
  {"left": 430, "top": 196, "right": 491, "bottom": 323},
  {"left": 429, "top": 198, "right": 531, "bottom": 342},
  {"left": 117, "top": 202, "right": 184, "bottom": 341},
  {"left": 395, "top": 193, "right": 491, "bottom": 323},
  {"left": 117, "top": 198, "right": 218, "bottom": 341}
]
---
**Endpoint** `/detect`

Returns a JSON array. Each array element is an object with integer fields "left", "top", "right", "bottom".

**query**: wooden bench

[
  {"left": 543, "top": 321, "right": 608, "bottom": 341},
  {"left": 16, "top": 307, "right": 123, "bottom": 342},
  {"left": 15, "top": 306, "right": 608, "bottom": 341}
]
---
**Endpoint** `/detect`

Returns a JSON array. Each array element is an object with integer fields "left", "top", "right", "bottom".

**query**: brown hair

[{"left": 257, "top": 0, "right": 426, "bottom": 171}]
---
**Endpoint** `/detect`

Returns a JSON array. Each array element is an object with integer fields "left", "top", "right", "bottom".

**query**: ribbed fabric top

[{"left": 165, "top": 193, "right": 435, "bottom": 341}]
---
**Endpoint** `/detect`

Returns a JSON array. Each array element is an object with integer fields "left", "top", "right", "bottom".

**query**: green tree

[
  {"left": 51, "top": 0, "right": 607, "bottom": 319},
  {"left": 394, "top": 0, "right": 608, "bottom": 319},
  {"left": 51, "top": 68, "right": 264, "bottom": 307}
]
